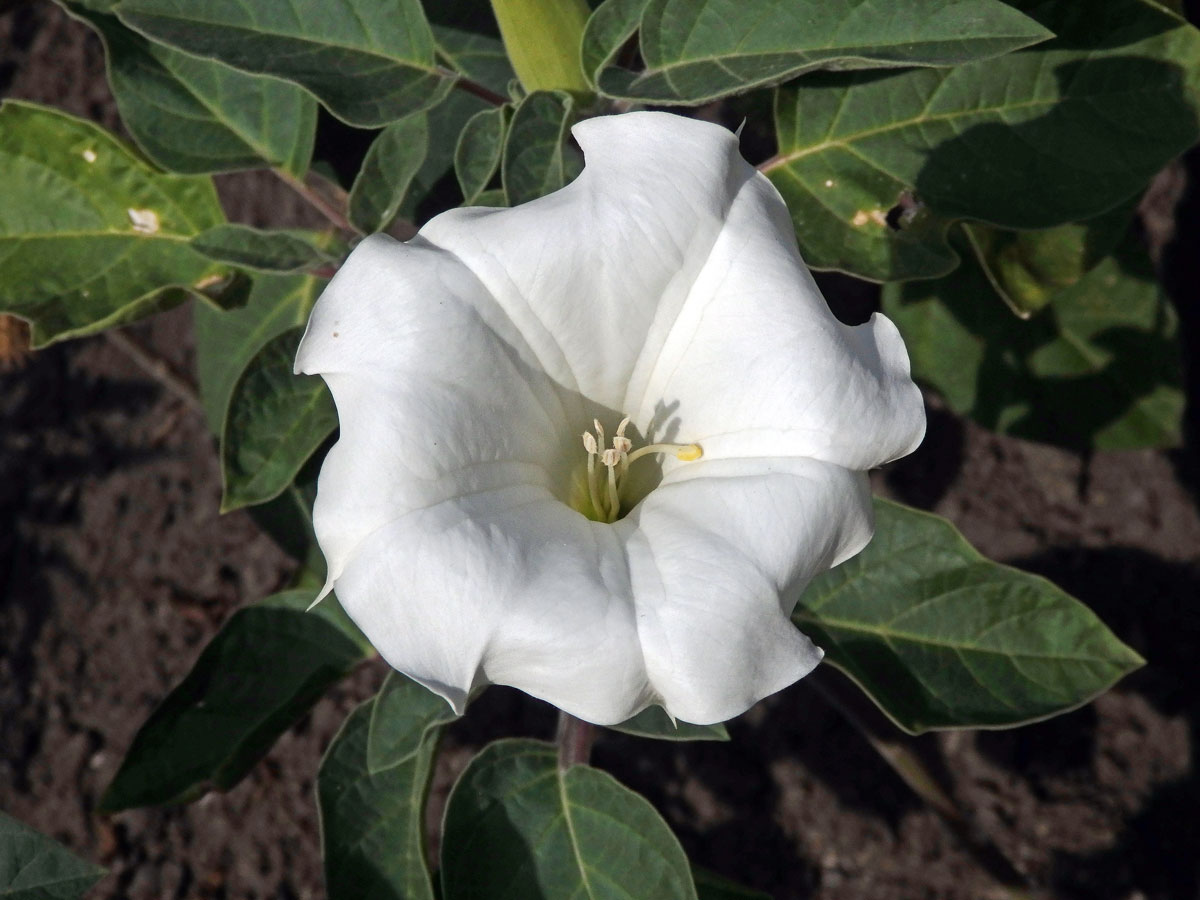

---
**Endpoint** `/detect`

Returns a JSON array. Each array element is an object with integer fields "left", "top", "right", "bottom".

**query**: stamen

[
  {"left": 578, "top": 417, "right": 702, "bottom": 523},
  {"left": 625, "top": 441, "right": 704, "bottom": 465},
  {"left": 604, "top": 452, "right": 620, "bottom": 519}
]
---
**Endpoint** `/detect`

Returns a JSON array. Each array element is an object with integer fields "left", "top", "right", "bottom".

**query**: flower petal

[
  {"left": 329, "top": 485, "right": 654, "bottom": 722},
  {"left": 416, "top": 111, "right": 923, "bottom": 469},
  {"left": 295, "top": 234, "right": 576, "bottom": 588},
  {"left": 417, "top": 111, "right": 754, "bottom": 409},
  {"left": 628, "top": 163, "right": 926, "bottom": 472},
  {"left": 620, "top": 457, "right": 873, "bottom": 725}
]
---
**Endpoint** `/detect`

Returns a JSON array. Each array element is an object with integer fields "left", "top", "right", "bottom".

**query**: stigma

[{"left": 580, "top": 417, "right": 702, "bottom": 523}]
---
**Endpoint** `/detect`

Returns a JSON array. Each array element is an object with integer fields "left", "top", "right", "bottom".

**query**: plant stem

[
  {"left": 808, "top": 671, "right": 1037, "bottom": 899},
  {"left": 556, "top": 711, "right": 596, "bottom": 769},
  {"left": 104, "top": 328, "right": 203, "bottom": 414},
  {"left": 488, "top": 0, "right": 592, "bottom": 95},
  {"left": 272, "top": 169, "right": 358, "bottom": 235},
  {"left": 440, "top": 67, "right": 509, "bottom": 107}
]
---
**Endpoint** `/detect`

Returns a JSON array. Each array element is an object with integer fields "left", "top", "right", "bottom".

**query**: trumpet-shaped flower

[{"left": 295, "top": 112, "right": 925, "bottom": 726}]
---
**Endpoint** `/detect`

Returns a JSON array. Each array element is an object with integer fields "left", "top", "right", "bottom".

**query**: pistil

[{"left": 580, "top": 417, "right": 702, "bottom": 523}]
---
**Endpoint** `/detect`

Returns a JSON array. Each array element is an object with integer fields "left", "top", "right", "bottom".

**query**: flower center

[{"left": 577, "top": 416, "right": 702, "bottom": 523}]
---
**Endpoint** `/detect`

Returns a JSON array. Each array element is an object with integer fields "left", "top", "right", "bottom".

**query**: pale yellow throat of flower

[{"left": 576, "top": 416, "right": 702, "bottom": 523}]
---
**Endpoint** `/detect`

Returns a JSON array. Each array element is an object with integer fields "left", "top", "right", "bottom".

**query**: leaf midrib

[
  {"left": 119, "top": 8, "right": 439, "bottom": 74},
  {"left": 794, "top": 609, "right": 1119, "bottom": 662}
]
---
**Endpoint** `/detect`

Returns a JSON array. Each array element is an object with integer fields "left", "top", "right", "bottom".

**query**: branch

[
  {"left": 555, "top": 712, "right": 596, "bottom": 769},
  {"left": 440, "top": 66, "right": 509, "bottom": 107},
  {"left": 272, "top": 169, "right": 359, "bottom": 235},
  {"left": 104, "top": 328, "right": 204, "bottom": 414}
]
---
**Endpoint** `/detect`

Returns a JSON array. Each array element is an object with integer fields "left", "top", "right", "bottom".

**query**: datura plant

[
  {"left": 1, "top": 0, "right": 1187, "bottom": 896},
  {"left": 297, "top": 111, "right": 926, "bottom": 727}
]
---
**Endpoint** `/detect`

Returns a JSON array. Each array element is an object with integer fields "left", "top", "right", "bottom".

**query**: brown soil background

[{"left": 3, "top": 5, "right": 1200, "bottom": 899}]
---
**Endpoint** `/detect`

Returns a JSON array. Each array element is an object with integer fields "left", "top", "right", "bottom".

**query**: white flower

[{"left": 295, "top": 112, "right": 925, "bottom": 726}]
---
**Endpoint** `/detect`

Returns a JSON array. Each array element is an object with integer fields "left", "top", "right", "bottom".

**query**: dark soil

[{"left": 3, "top": 5, "right": 1200, "bottom": 899}]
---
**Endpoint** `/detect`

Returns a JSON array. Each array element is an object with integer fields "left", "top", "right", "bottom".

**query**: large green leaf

[
  {"left": 441, "top": 740, "right": 698, "bottom": 900},
  {"left": 62, "top": 2, "right": 315, "bottom": 175},
  {"left": 882, "top": 235, "right": 1184, "bottom": 450},
  {"left": 502, "top": 91, "right": 581, "bottom": 206},
  {"left": 221, "top": 326, "right": 338, "bottom": 511},
  {"left": 0, "top": 813, "right": 105, "bottom": 900},
  {"left": 348, "top": 114, "right": 430, "bottom": 234},
  {"left": 193, "top": 271, "right": 325, "bottom": 433},
  {"left": 0, "top": 101, "right": 229, "bottom": 347},
  {"left": 610, "top": 706, "right": 729, "bottom": 742},
  {"left": 794, "top": 499, "right": 1144, "bottom": 734},
  {"left": 99, "top": 590, "right": 370, "bottom": 811},
  {"left": 765, "top": 0, "right": 1200, "bottom": 281},
  {"left": 114, "top": 0, "right": 453, "bottom": 127},
  {"left": 367, "top": 672, "right": 459, "bottom": 775},
  {"left": 587, "top": 0, "right": 1051, "bottom": 104},
  {"left": 319, "top": 689, "right": 452, "bottom": 900}
]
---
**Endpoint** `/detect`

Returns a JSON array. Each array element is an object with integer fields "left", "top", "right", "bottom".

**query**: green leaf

[
  {"left": 882, "top": 235, "right": 1184, "bottom": 450},
  {"left": 192, "top": 225, "right": 335, "bottom": 273},
  {"left": 61, "top": 2, "right": 315, "bottom": 175},
  {"left": 794, "top": 499, "right": 1145, "bottom": 734},
  {"left": 610, "top": 706, "right": 730, "bottom": 742},
  {"left": 319, "top": 698, "right": 447, "bottom": 900},
  {"left": 455, "top": 106, "right": 508, "bottom": 205},
  {"left": 502, "top": 91, "right": 581, "bottom": 206},
  {"left": 962, "top": 202, "right": 1134, "bottom": 316},
  {"left": 114, "top": 0, "right": 453, "bottom": 127},
  {"left": 442, "top": 739, "right": 698, "bottom": 900},
  {"left": 692, "top": 867, "right": 771, "bottom": 900},
  {"left": 396, "top": 92, "right": 495, "bottom": 224},
  {"left": 581, "top": 0, "right": 645, "bottom": 91},
  {"left": 348, "top": 114, "right": 430, "bottom": 234},
  {"left": 0, "top": 812, "right": 105, "bottom": 900},
  {"left": 0, "top": 101, "right": 229, "bottom": 347},
  {"left": 588, "top": 0, "right": 1052, "bottom": 104},
  {"left": 367, "top": 672, "right": 459, "bottom": 776},
  {"left": 221, "top": 326, "right": 338, "bottom": 511},
  {"left": 100, "top": 590, "right": 369, "bottom": 811},
  {"left": 193, "top": 271, "right": 325, "bottom": 433},
  {"left": 766, "top": 0, "right": 1200, "bottom": 281},
  {"left": 427, "top": 0, "right": 515, "bottom": 95}
]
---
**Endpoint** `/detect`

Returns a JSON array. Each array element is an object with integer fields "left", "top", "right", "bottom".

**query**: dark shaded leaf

[
  {"left": 100, "top": 591, "right": 369, "bottom": 811},
  {"left": 221, "top": 326, "right": 337, "bottom": 511}
]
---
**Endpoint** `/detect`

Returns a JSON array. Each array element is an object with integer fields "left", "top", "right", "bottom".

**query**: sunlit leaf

[
  {"left": 442, "top": 740, "right": 698, "bottom": 900},
  {"left": 795, "top": 499, "right": 1145, "bottom": 733},
  {"left": 62, "top": 2, "right": 315, "bottom": 175},
  {"left": 765, "top": 0, "right": 1200, "bottom": 281},
  {"left": 115, "top": 0, "right": 452, "bottom": 127},
  {"left": 0, "top": 101, "right": 229, "bottom": 347},
  {"left": 587, "top": 0, "right": 1052, "bottom": 103}
]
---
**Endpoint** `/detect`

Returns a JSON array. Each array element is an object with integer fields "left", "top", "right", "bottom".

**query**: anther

[{"left": 582, "top": 431, "right": 598, "bottom": 455}]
